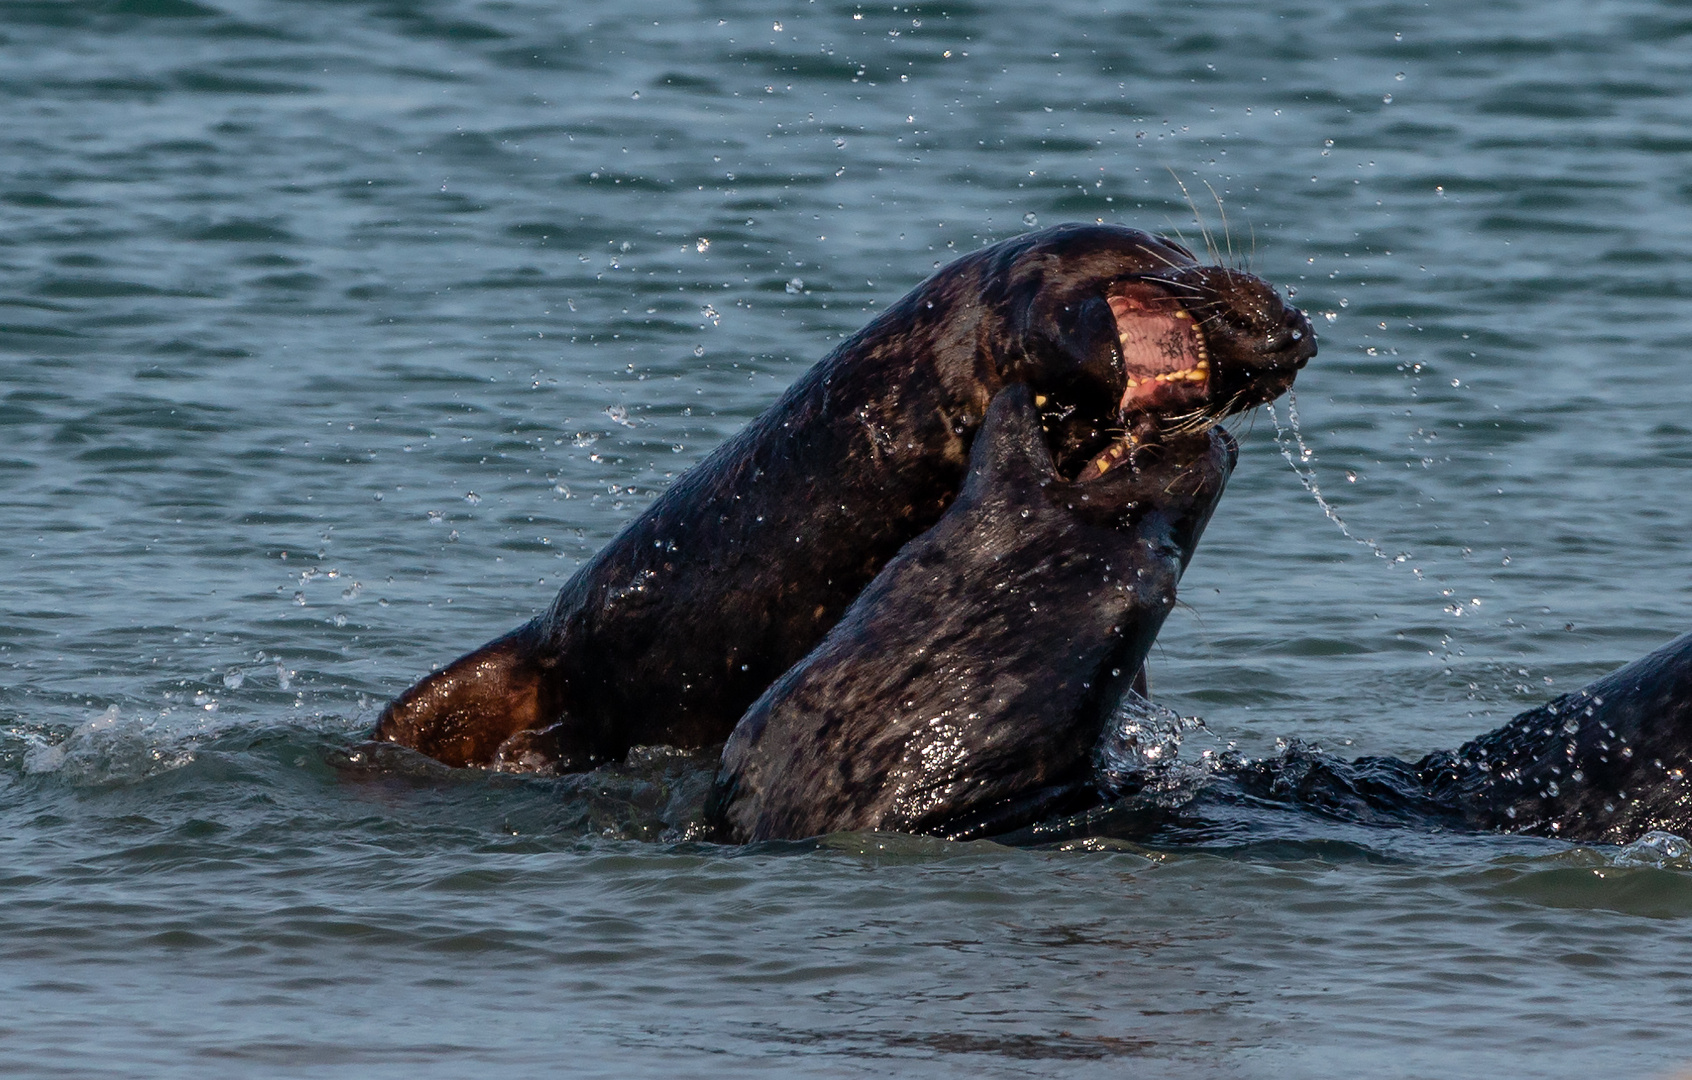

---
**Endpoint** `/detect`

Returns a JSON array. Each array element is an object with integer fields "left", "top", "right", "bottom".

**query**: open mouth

[
  {"left": 1075, "top": 281, "right": 1213, "bottom": 481},
  {"left": 1052, "top": 263, "right": 1312, "bottom": 484},
  {"left": 1109, "top": 281, "right": 1212, "bottom": 414}
]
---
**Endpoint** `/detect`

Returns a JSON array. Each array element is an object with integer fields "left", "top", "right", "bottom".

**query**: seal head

[{"left": 706, "top": 384, "right": 1237, "bottom": 842}]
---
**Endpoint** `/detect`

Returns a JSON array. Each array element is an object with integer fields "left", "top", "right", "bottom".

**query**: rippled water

[{"left": 4, "top": 0, "right": 1692, "bottom": 1075}]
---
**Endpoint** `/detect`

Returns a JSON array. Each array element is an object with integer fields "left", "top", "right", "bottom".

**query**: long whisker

[
  {"left": 1201, "top": 179, "right": 1233, "bottom": 266},
  {"left": 1136, "top": 276, "right": 1206, "bottom": 297},
  {"left": 1165, "top": 167, "right": 1219, "bottom": 264},
  {"left": 1139, "top": 244, "right": 1188, "bottom": 271},
  {"left": 1160, "top": 217, "right": 1197, "bottom": 260}
]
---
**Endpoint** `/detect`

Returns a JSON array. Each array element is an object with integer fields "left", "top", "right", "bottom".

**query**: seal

[
  {"left": 1416, "top": 629, "right": 1692, "bottom": 841},
  {"left": 705, "top": 385, "right": 1236, "bottom": 843},
  {"left": 373, "top": 223, "right": 1316, "bottom": 771},
  {"left": 1020, "top": 631, "right": 1692, "bottom": 848}
]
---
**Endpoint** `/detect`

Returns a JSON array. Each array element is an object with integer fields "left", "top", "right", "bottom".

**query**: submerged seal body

[
  {"left": 374, "top": 224, "right": 1315, "bottom": 771},
  {"left": 1418, "top": 630, "right": 1692, "bottom": 841},
  {"left": 1032, "top": 632, "right": 1692, "bottom": 848},
  {"left": 706, "top": 386, "right": 1235, "bottom": 843}
]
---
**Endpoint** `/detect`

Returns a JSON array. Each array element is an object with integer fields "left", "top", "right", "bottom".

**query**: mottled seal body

[
  {"left": 707, "top": 386, "right": 1235, "bottom": 843},
  {"left": 1416, "top": 630, "right": 1692, "bottom": 841},
  {"left": 1047, "top": 633, "right": 1692, "bottom": 848},
  {"left": 374, "top": 224, "right": 1314, "bottom": 771}
]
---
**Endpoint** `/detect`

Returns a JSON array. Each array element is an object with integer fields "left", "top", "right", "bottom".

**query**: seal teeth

[
  {"left": 1114, "top": 295, "right": 1210, "bottom": 400},
  {"left": 1084, "top": 435, "right": 1135, "bottom": 478}
]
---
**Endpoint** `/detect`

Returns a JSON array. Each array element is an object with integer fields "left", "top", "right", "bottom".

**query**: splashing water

[
  {"left": 1094, "top": 691, "right": 1240, "bottom": 801},
  {"left": 1266, "top": 390, "right": 1400, "bottom": 564},
  {"left": 1614, "top": 830, "right": 1692, "bottom": 868}
]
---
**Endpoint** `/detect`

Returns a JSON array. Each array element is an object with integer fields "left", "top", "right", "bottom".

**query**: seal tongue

[{"left": 1109, "top": 281, "right": 1210, "bottom": 414}]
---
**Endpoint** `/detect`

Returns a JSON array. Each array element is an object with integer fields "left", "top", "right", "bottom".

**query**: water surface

[{"left": 4, "top": 0, "right": 1692, "bottom": 1075}]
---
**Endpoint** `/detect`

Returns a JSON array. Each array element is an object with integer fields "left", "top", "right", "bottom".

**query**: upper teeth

[{"left": 1121, "top": 305, "right": 1209, "bottom": 389}]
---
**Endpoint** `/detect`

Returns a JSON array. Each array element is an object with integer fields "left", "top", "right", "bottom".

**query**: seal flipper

[
  {"left": 371, "top": 619, "right": 573, "bottom": 769},
  {"left": 708, "top": 384, "right": 1234, "bottom": 843},
  {"left": 1418, "top": 629, "right": 1692, "bottom": 842}
]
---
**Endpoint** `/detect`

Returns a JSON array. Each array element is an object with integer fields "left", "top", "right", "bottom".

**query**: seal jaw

[
  {"left": 1102, "top": 265, "right": 1315, "bottom": 432},
  {"left": 1107, "top": 280, "right": 1214, "bottom": 416}
]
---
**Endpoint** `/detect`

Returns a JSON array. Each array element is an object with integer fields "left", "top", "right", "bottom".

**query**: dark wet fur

[
  {"left": 1416, "top": 630, "right": 1692, "bottom": 840},
  {"left": 374, "top": 224, "right": 1306, "bottom": 770},
  {"left": 706, "top": 386, "right": 1234, "bottom": 843},
  {"left": 1012, "top": 632, "right": 1692, "bottom": 848}
]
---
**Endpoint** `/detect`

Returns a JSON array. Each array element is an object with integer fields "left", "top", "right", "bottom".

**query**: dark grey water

[{"left": 4, "top": 0, "right": 1692, "bottom": 1075}]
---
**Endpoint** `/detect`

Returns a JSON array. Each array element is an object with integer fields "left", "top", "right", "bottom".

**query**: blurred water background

[{"left": 3, "top": 0, "right": 1692, "bottom": 1076}]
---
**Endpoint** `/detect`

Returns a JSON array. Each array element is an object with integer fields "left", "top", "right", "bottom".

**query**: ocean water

[{"left": 4, "top": 0, "right": 1692, "bottom": 1076}]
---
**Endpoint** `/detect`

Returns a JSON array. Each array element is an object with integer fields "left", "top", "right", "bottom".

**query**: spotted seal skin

[
  {"left": 1415, "top": 630, "right": 1692, "bottom": 841},
  {"left": 705, "top": 385, "right": 1236, "bottom": 843},
  {"left": 1045, "top": 633, "right": 1692, "bottom": 848},
  {"left": 373, "top": 223, "right": 1314, "bottom": 771},
  {"left": 1208, "top": 634, "right": 1692, "bottom": 845}
]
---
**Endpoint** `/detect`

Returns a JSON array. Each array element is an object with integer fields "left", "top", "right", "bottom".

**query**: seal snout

[
  {"left": 1121, "top": 266, "right": 1313, "bottom": 418},
  {"left": 1273, "top": 304, "right": 1318, "bottom": 369}
]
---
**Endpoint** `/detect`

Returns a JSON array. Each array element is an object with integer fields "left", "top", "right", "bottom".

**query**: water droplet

[
  {"left": 465, "top": 491, "right": 481, "bottom": 505},
  {"left": 695, "top": 237, "right": 710, "bottom": 252},
  {"left": 693, "top": 345, "right": 705, "bottom": 357},
  {"left": 785, "top": 278, "right": 804, "bottom": 294},
  {"left": 1022, "top": 212, "right": 1039, "bottom": 226}
]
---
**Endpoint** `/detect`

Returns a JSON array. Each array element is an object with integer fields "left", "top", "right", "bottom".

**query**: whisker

[
  {"left": 1140, "top": 244, "right": 1188, "bottom": 271},
  {"left": 1160, "top": 217, "right": 1197, "bottom": 260},
  {"left": 1136, "top": 276, "right": 1206, "bottom": 296},
  {"left": 1201, "top": 179, "right": 1233, "bottom": 266},
  {"left": 1165, "top": 167, "right": 1220, "bottom": 264}
]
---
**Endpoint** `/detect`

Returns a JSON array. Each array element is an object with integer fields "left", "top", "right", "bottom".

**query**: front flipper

[{"left": 371, "top": 620, "right": 568, "bottom": 769}]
